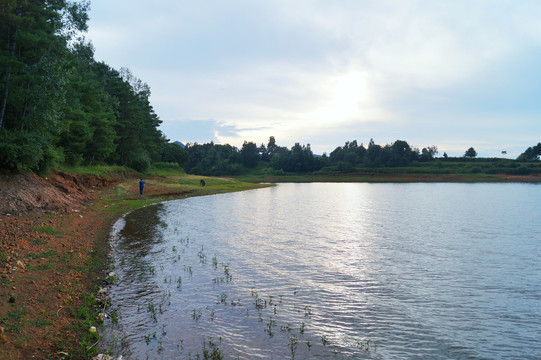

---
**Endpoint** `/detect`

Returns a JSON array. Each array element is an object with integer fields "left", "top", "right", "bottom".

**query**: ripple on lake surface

[{"left": 102, "top": 183, "right": 541, "bottom": 359}]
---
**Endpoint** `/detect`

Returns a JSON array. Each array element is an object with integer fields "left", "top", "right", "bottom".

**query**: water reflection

[
  {"left": 103, "top": 183, "right": 541, "bottom": 359},
  {"left": 118, "top": 204, "right": 167, "bottom": 253}
]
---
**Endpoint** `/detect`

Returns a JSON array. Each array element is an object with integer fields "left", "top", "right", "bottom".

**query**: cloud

[{"left": 88, "top": 0, "right": 541, "bottom": 157}]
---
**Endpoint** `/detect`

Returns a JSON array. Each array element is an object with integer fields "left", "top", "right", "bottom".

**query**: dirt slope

[
  {"left": 0, "top": 170, "right": 123, "bottom": 359},
  {"left": 0, "top": 171, "right": 120, "bottom": 215}
]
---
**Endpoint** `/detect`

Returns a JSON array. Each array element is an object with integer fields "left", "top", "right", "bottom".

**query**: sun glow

[{"left": 315, "top": 72, "right": 367, "bottom": 122}]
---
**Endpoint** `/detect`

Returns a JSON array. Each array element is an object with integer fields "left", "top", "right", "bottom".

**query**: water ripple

[{"left": 102, "top": 183, "right": 541, "bottom": 360}]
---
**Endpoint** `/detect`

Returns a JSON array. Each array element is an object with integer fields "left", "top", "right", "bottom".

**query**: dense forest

[
  {"left": 0, "top": 0, "right": 187, "bottom": 173},
  {"left": 1, "top": 1, "right": 539, "bottom": 178}
]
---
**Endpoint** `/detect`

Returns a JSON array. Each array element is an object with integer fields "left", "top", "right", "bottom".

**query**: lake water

[{"left": 102, "top": 183, "right": 541, "bottom": 359}]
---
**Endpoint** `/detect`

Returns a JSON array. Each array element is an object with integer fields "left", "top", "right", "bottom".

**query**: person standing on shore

[{"left": 139, "top": 179, "right": 146, "bottom": 197}]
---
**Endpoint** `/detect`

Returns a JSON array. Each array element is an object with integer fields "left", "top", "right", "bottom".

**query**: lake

[{"left": 102, "top": 183, "right": 541, "bottom": 359}]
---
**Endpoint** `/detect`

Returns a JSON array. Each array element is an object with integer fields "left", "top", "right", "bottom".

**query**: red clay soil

[{"left": 0, "top": 171, "right": 122, "bottom": 359}]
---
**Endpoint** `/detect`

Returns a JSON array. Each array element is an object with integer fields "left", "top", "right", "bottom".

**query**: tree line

[
  {"left": 183, "top": 137, "right": 513, "bottom": 176},
  {"left": 0, "top": 0, "right": 187, "bottom": 173}
]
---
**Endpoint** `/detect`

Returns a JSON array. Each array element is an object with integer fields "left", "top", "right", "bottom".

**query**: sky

[{"left": 86, "top": 0, "right": 541, "bottom": 158}]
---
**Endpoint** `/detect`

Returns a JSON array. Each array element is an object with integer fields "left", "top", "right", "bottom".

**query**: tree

[
  {"left": 365, "top": 139, "right": 390, "bottom": 167},
  {"left": 388, "top": 140, "right": 411, "bottom": 166},
  {"left": 464, "top": 147, "right": 477, "bottom": 158},
  {"left": 329, "top": 140, "right": 366, "bottom": 166},
  {"left": 0, "top": 0, "right": 89, "bottom": 170},
  {"left": 517, "top": 143, "right": 541, "bottom": 161},
  {"left": 241, "top": 141, "right": 259, "bottom": 168},
  {"left": 267, "top": 136, "right": 278, "bottom": 159},
  {"left": 161, "top": 142, "right": 189, "bottom": 166},
  {"left": 421, "top": 145, "right": 438, "bottom": 160}
]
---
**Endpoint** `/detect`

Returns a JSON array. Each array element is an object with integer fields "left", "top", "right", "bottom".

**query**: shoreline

[
  {"left": 237, "top": 173, "right": 541, "bottom": 183},
  {"left": 1, "top": 169, "right": 539, "bottom": 358},
  {"left": 0, "top": 170, "right": 268, "bottom": 359}
]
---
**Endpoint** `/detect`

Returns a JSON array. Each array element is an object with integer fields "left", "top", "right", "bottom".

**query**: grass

[
  {"left": 57, "top": 164, "right": 133, "bottom": 177},
  {"left": 239, "top": 171, "right": 537, "bottom": 183},
  {"left": 2, "top": 306, "right": 26, "bottom": 333},
  {"left": 32, "top": 226, "right": 63, "bottom": 235},
  {"left": 237, "top": 158, "right": 541, "bottom": 183},
  {"left": 26, "top": 250, "right": 58, "bottom": 259},
  {"left": 32, "top": 317, "right": 52, "bottom": 327},
  {"left": 65, "top": 292, "right": 102, "bottom": 358}
]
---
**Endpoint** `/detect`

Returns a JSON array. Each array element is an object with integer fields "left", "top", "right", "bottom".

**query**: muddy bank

[
  {"left": 0, "top": 170, "right": 123, "bottom": 215},
  {"left": 0, "top": 170, "right": 126, "bottom": 359},
  {"left": 0, "top": 169, "right": 267, "bottom": 359}
]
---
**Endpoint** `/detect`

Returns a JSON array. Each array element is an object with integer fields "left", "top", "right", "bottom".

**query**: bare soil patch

[{"left": 0, "top": 171, "right": 122, "bottom": 359}]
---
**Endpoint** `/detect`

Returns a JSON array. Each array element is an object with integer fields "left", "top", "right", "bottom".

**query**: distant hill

[{"left": 174, "top": 141, "right": 186, "bottom": 148}]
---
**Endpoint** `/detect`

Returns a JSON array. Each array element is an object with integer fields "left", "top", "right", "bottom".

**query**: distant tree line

[
  {"left": 184, "top": 137, "right": 541, "bottom": 176},
  {"left": 184, "top": 137, "right": 467, "bottom": 175},
  {"left": 0, "top": 1, "right": 187, "bottom": 173}
]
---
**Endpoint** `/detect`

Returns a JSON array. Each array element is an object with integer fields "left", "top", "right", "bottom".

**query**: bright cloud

[{"left": 87, "top": 0, "right": 541, "bottom": 157}]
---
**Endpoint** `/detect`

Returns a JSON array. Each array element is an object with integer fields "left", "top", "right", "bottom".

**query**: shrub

[
  {"left": 128, "top": 152, "right": 151, "bottom": 173},
  {"left": 0, "top": 129, "right": 49, "bottom": 170},
  {"left": 513, "top": 166, "right": 532, "bottom": 175}
]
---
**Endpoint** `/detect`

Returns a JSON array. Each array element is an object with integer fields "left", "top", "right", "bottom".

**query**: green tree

[
  {"left": 388, "top": 140, "right": 411, "bottom": 166},
  {"left": 464, "top": 147, "right": 477, "bottom": 158},
  {"left": 517, "top": 143, "right": 541, "bottom": 161},
  {"left": 0, "top": 0, "right": 89, "bottom": 170},
  {"left": 420, "top": 145, "right": 438, "bottom": 161},
  {"left": 267, "top": 136, "right": 278, "bottom": 158},
  {"left": 98, "top": 67, "right": 164, "bottom": 169},
  {"left": 241, "top": 141, "right": 259, "bottom": 168},
  {"left": 329, "top": 140, "right": 366, "bottom": 167},
  {"left": 183, "top": 142, "right": 243, "bottom": 175},
  {"left": 365, "top": 139, "right": 390, "bottom": 167},
  {"left": 161, "top": 142, "right": 189, "bottom": 166}
]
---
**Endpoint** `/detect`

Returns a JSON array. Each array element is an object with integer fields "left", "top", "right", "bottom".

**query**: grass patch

[
  {"left": 68, "top": 293, "right": 101, "bottom": 359},
  {"left": 13, "top": 335, "right": 30, "bottom": 347},
  {"left": 2, "top": 306, "right": 26, "bottom": 333},
  {"left": 31, "top": 237, "right": 46, "bottom": 245},
  {"left": 57, "top": 164, "right": 133, "bottom": 178},
  {"left": 33, "top": 317, "right": 52, "bottom": 327},
  {"left": 27, "top": 263, "right": 55, "bottom": 271},
  {"left": 27, "top": 250, "right": 58, "bottom": 259},
  {"left": 32, "top": 226, "right": 62, "bottom": 235},
  {"left": 114, "top": 183, "right": 130, "bottom": 197}
]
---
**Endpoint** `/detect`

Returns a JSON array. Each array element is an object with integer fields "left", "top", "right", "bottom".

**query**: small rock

[
  {"left": 108, "top": 272, "right": 115, "bottom": 277},
  {"left": 97, "top": 288, "right": 107, "bottom": 295},
  {"left": 8, "top": 297, "right": 15, "bottom": 303},
  {"left": 89, "top": 326, "right": 97, "bottom": 333},
  {"left": 91, "top": 354, "right": 111, "bottom": 360}
]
